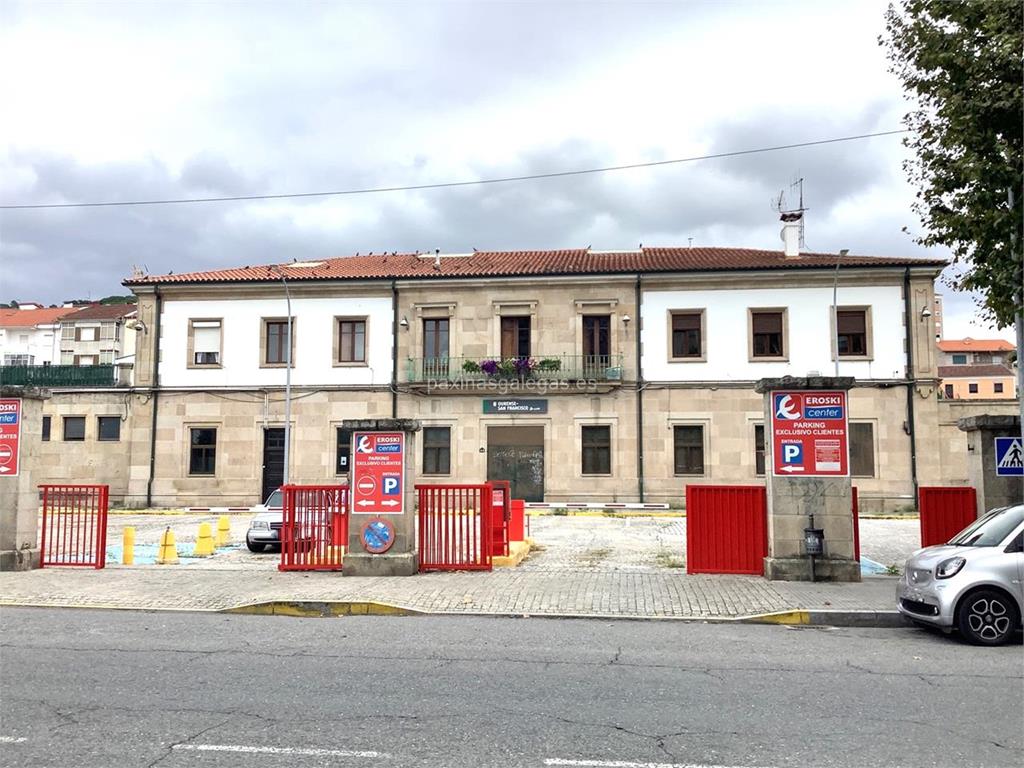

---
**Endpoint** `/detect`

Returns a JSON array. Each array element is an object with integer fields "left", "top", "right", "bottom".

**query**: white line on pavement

[
  {"left": 543, "top": 762, "right": 768, "bottom": 768},
  {"left": 172, "top": 743, "right": 387, "bottom": 758},
  {"left": 0, "top": 737, "right": 27, "bottom": 744}
]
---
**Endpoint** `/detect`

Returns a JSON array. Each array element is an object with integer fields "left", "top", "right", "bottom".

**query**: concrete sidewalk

[{"left": 0, "top": 566, "right": 901, "bottom": 625}]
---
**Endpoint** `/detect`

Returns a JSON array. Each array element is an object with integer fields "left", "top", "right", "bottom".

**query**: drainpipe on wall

[
  {"left": 635, "top": 274, "right": 645, "bottom": 503},
  {"left": 903, "top": 268, "right": 920, "bottom": 507},
  {"left": 391, "top": 280, "right": 399, "bottom": 418},
  {"left": 145, "top": 287, "right": 162, "bottom": 508}
]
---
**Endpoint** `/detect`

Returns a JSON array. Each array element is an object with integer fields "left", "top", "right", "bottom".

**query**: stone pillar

[
  {"left": 341, "top": 418, "right": 421, "bottom": 577},
  {"left": 755, "top": 376, "right": 860, "bottom": 582},
  {"left": 0, "top": 386, "right": 50, "bottom": 571},
  {"left": 957, "top": 415, "right": 1023, "bottom": 513}
]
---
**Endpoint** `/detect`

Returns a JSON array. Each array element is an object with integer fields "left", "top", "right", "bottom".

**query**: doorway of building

[
  {"left": 261, "top": 428, "right": 286, "bottom": 502},
  {"left": 486, "top": 425, "right": 544, "bottom": 502}
]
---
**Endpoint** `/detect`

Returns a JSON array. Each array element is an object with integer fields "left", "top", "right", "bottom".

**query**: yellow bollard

[
  {"left": 155, "top": 526, "right": 179, "bottom": 565},
  {"left": 193, "top": 522, "right": 214, "bottom": 557},
  {"left": 122, "top": 527, "right": 135, "bottom": 565},
  {"left": 215, "top": 515, "right": 231, "bottom": 548}
]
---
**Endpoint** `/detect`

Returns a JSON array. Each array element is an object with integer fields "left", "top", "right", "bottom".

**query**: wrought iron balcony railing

[
  {"left": 406, "top": 354, "right": 625, "bottom": 383},
  {"left": 0, "top": 364, "right": 117, "bottom": 388}
]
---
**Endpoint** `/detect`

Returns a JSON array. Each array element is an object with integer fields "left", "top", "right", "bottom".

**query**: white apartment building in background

[{"left": 0, "top": 304, "right": 75, "bottom": 366}]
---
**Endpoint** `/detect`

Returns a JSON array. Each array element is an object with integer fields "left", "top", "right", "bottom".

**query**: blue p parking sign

[{"left": 995, "top": 437, "right": 1023, "bottom": 476}]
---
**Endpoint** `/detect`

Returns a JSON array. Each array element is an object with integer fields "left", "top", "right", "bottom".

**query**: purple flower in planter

[
  {"left": 513, "top": 357, "right": 535, "bottom": 375},
  {"left": 480, "top": 359, "right": 499, "bottom": 376}
]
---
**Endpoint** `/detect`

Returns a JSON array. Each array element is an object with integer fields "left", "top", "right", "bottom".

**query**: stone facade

[{"left": 22, "top": 266, "right": 1020, "bottom": 512}]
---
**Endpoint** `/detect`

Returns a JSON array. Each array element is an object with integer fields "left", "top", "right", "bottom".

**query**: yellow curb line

[
  {"left": 493, "top": 540, "right": 531, "bottom": 568},
  {"left": 739, "top": 610, "right": 811, "bottom": 625},
  {"left": 222, "top": 600, "right": 422, "bottom": 617}
]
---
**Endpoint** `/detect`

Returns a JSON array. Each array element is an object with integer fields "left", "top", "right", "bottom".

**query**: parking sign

[
  {"left": 351, "top": 432, "right": 405, "bottom": 514},
  {"left": 0, "top": 399, "right": 22, "bottom": 477},
  {"left": 769, "top": 391, "right": 849, "bottom": 477}
]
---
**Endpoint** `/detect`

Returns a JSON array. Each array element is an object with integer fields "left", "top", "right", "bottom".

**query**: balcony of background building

[
  {"left": 0, "top": 364, "right": 118, "bottom": 388},
  {"left": 405, "top": 354, "right": 625, "bottom": 385}
]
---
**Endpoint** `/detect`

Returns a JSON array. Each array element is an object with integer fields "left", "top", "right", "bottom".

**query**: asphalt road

[{"left": 0, "top": 609, "right": 1020, "bottom": 768}]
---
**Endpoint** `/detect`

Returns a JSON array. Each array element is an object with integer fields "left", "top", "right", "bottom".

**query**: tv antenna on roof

[{"left": 772, "top": 176, "right": 807, "bottom": 248}]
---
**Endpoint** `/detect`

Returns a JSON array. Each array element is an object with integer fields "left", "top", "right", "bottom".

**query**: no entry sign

[
  {"left": 351, "top": 432, "right": 405, "bottom": 514},
  {"left": 0, "top": 399, "right": 22, "bottom": 477},
  {"left": 770, "top": 391, "right": 849, "bottom": 477}
]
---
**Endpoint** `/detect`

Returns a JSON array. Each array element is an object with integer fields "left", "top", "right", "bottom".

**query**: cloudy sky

[{"left": 0, "top": 0, "right": 1009, "bottom": 339}]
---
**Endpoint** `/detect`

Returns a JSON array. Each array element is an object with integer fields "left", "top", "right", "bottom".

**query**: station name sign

[
  {"left": 769, "top": 390, "right": 849, "bottom": 477},
  {"left": 482, "top": 399, "right": 548, "bottom": 414}
]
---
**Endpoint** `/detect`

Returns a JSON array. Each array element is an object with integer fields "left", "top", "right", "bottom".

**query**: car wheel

[
  {"left": 246, "top": 538, "right": 265, "bottom": 553},
  {"left": 956, "top": 589, "right": 1020, "bottom": 646}
]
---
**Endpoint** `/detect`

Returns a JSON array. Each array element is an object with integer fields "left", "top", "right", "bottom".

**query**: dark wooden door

[
  {"left": 261, "top": 428, "right": 286, "bottom": 502},
  {"left": 487, "top": 445, "right": 544, "bottom": 502}
]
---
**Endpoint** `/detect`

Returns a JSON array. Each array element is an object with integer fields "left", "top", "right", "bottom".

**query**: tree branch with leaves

[{"left": 881, "top": 0, "right": 1023, "bottom": 328}]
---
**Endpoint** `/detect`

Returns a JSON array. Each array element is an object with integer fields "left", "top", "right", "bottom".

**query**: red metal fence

[
  {"left": 39, "top": 485, "right": 109, "bottom": 568},
  {"left": 489, "top": 480, "right": 511, "bottom": 557},
  {"left": 685, "top": 485, "right": 767, "bottom": 575},
  {"left": 278, "top": 485, "right": 348, "bottom": 571},
  {"left": 919, "top": 486, "right": 977, "bottom": 548},
  {"left": 417, "top": 484, "right": 493, "bottom": 571}
]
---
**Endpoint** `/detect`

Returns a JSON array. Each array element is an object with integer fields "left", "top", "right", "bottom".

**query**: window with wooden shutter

[
  {"left": 836, "top": 310, "right": 867, "bottom": 356},
  {"left": 751, "top": 310, "right": 784, "bottom": 358},
  {"left": 849, "top": 422, "right": 874, "bottom": 477},
  {"left": 673, "top": 425, "right": 704, "bottom": 475},
  {"left": 190, "top": 320, "right": 222, "bottom": 366},
  {"left": 581, "top": 425, "right": 612, "bottom": 475},
  {"left": 337, "top": 319, "right": 366, "bottom": 363},
  {"left": 500, "top": 316, "right": 531, "bottom": 358},
  {"left": 670, "top": 311, "right": 703, "bottom": 359}
]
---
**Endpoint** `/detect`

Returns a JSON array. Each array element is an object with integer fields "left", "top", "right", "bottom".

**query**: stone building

[
  {"left": 24, "top": 236, "right": 1020, "bottom": 513},
  {"left": 936, "top": 338, "right": 1017, "bottom": 400}
]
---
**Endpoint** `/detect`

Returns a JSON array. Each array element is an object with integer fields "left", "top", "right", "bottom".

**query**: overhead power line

[{"left": 1, "top": 129, "right": 908, "bottom": 210}]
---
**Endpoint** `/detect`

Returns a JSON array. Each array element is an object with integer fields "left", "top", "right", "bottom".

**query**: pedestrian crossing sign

[{"left": 995, "top": 437, "right": 1023, "bottom": 476}]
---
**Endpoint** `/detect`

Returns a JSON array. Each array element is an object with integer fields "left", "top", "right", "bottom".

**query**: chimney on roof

[
  {"left": 779, "top": 211, "right": 803, "bottom": 258},
  {"left": 434, "top": 249, "right": 441, "bottom": 270}
]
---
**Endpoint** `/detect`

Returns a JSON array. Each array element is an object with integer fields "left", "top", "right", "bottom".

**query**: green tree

[{"left": 881, "top": 1, "right": 1023, "bottom": 328}]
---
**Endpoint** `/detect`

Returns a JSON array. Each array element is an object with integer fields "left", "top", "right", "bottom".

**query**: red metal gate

[
  {"left": 417, "top": 484, "right": 493, "bottom": 571},
  {"left": 278, "top": 485, "right": 348, "bottom": 571},
  {"left": 39, "top": 485, "right": 109, "bottom": 568},
  {"left": 919, "top": 486, "right": 977, "bottom": 548},
  {"left": 489, "top": 479, "right": 511, "bottom": 557},
  {"left": 685, "top": 485, "right": 766, "bottom": 575}
]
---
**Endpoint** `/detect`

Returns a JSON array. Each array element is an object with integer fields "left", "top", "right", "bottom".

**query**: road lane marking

[
  {"left": 0, "top": 737, "right": 27, "bottom": 744},
  {"left": 172, "top": 744, "right": 387, "bottom": 758},
  {"left": 545, "top": 759, "right": 773, "bottom": 768}
]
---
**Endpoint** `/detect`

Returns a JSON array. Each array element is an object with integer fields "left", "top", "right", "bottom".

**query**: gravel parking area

[{"left": 85, "top": 511, "right": 921, "bottom": 573}]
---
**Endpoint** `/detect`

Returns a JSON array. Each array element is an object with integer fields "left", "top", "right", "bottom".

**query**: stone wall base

[
  {"left": 342, "top": 553, "right": 419, "bottom": 577},
  {"left": 0, "top": 548, "right": 41, "bottom": 572},
  {"left": 764, "top": 556, "right": 861, "bottom": 583}
]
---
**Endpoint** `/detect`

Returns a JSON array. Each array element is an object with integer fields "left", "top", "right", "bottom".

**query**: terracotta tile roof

[
  {"left": 938, "top": 364, "right": 1015, "bottom": 378},
  {"left": 937, "top": 338, "right": 1015, "bottom": 353},
  {"left": 123, "top": 247, "right": 947, "bottom": 286},
  {"left": 61, "top": 303, "right": 138, "bottom": 321},
  {"left": 0, "top": 306, "right": 76, "bottom": 327}
]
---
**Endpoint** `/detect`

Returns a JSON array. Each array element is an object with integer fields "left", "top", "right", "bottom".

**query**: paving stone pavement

[
  {"left": 1, "top": 512, "right": 907, "bottom": 619},
  {"left": 0, "top": 565, "right": 898, "bottom": 618}
]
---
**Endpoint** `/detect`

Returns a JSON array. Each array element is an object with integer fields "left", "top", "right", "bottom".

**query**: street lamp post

[
  {"left": 833, "top": 249, "right": 848, "bottom": 377},
  {"left": 269, "top": 266, "right": 292, "bottom": 486}
]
